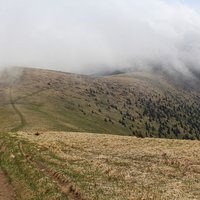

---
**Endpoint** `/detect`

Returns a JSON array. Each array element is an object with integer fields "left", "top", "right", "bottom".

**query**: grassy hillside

[
  {"left": 1, "top": 67, "right": 200, "bottom": 139},
  {"left": 0, "top": 131, "right": 200, "bottom": 199},
  {"left": 1, "top": 67, "right": 200, "bottom": 199}
]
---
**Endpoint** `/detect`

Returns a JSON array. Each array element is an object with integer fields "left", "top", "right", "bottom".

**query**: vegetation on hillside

[{"left": 1, "top": 67, "right": 200, "bottom": 140}]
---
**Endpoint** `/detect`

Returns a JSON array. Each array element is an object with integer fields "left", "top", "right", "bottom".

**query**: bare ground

[{"left": 0, "top": 169, "right": 15, "bottom": 200}]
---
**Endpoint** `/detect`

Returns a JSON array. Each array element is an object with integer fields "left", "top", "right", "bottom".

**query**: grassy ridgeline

[{"left": 1, "top": 67, "right": 200, "bottom": 139}]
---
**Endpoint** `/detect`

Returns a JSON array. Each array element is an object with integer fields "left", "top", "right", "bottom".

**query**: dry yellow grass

[{"left": 15, "top": 131, "right": 200, "bottom": 200}]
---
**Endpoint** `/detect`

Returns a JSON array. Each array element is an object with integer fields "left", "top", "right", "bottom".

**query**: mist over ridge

[{"left": 0, "top": 0, "right": 200, "bottom": 76}]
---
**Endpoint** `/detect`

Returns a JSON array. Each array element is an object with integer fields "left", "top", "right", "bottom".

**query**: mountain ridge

[{"left": 1, "top": 67, "right": 200, "bottom": 140}]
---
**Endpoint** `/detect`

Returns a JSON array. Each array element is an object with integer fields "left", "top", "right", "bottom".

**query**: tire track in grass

[
  {"left": 14, "top": 87, "right": 51, "bottom": 103},
  {"left": 19, "top": 142, "right": 86, "bottom": 200},
  {"left": 9, "top": 83, "right": 52, "bottom": 132},
  {"left": 9, "top": 86, "right": 27, "bottom": 132}
]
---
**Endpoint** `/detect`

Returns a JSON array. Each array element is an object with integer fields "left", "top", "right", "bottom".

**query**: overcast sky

[{"left": 0, "top": 0, "right": 200, "bottom": 74}]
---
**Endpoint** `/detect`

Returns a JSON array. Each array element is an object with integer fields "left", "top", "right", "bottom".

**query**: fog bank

[{"left": 0, "top": 0, "right": 200, "bottom": 75}]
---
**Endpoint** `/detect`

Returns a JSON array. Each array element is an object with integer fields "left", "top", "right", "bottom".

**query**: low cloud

[{"left": 0, "top": 0, "right": 200, "bottom": 75}]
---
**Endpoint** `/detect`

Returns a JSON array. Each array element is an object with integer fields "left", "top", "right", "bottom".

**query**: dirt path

[
  {"left": 0, "top": 169, "right": 15, "bottom": 200},
  {"left": 9, "top": 83, "right": 51, "bottom": 132},
  {"left": 9, "top": 86, "right": 26, "bottom": 132},
  {"left": 0, "top": 142, "right": 16, "bottom": 200}
]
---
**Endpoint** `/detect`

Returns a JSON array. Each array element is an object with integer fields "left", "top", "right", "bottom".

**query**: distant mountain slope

[{"left": 1, "top": 67, "right": 200, "bottom": 140}]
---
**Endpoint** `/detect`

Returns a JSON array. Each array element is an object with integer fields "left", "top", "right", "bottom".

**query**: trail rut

[
  {"left": 0, "top": 143, "right": 16, "bottom": 200},
  {"left": 9, "top": 86, "right": 26, "bottom": 131},
  {"left": 19, "top": 142, "right": 86, "bottom": 200}
]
